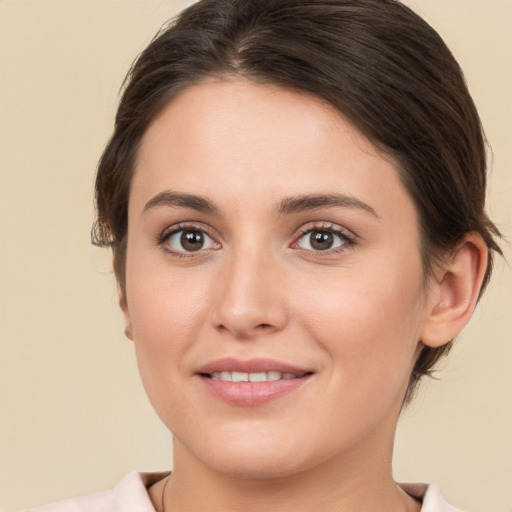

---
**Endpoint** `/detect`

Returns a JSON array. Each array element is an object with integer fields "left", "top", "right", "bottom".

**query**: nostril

[{"left": 215, "top": 322, "right": 275, "bottom": 339}]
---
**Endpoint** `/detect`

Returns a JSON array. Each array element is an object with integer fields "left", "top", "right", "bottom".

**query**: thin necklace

[{"left": 161, "top": 474, "right": 171, "bottom": 512}]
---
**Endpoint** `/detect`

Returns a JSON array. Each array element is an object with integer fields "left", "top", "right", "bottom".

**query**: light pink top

[{"left": 25, "top": 472, "right": 461, "bottom": 512}]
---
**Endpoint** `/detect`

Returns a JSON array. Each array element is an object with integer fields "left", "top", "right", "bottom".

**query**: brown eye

[
  {"left": 296, "top": 229, "right": 348, "bottom": 252},
  {"left": 165, "top": 228, "right": 217, "bottom": 253},
  {"left": 181, "top": 230, "right": 205, "bottom": 251},
  {"left": 310, "top": 231, "right": 334, "bottom": 250}
]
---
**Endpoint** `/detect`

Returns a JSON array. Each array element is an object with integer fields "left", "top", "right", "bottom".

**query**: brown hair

[{"left": 92, "top": 0, "right": 502, "bottom": 402}]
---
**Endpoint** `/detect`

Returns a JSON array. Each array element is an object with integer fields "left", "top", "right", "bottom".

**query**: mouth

[
  {"left": 196, "top": 358, "right": 313, "bottom": 406},
  {"left": 204, "top": 371, "right": 307, "bottom": 382}
]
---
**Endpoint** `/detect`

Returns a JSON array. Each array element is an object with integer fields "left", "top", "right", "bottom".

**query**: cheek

[
  {"left": 297, "top": 260, "right": 425, "bottom": 386},
  {"left": 126, "top": 271, "right": 214, "bottom": 432},
  {"left": 128, "top": 276, "right": 207, "bottom": 348},
  {"left": 124, "top": 257, "right": 212, "bottom": 393}
]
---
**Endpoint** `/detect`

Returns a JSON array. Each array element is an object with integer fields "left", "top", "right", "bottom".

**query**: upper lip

[{"left": 196, "top": 357, "right": 312, "bottom": 376}]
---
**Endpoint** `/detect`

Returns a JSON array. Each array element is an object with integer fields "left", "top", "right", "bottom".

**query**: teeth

[
  {"left": 232, "top": 371, "right": 248, "bottom": 382},
  {"left": 249, "top": 372, "right": 267, "bottom": 382},
  {"left": 208, "top": 371, "right": 299, "bottom": 382}
]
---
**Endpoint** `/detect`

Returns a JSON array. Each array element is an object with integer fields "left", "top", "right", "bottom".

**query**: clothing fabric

[{"left": 26, "top": 471, "right": 461, "bottom": 512}]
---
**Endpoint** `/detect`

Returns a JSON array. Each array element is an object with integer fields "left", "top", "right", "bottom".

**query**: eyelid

[
  {"left": 157, "top": 222, "right": 222, "bottom": 255},
  {"left": 291, "top": 222, "right": 357, "bottom": 252},
  {"left": 156, "top": 220, "right": 356, "bottom": 257}
]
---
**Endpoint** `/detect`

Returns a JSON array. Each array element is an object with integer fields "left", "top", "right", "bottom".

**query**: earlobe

[
  {"left": 119, "top": 288, "right": 134, "bottom": 341},
  {"left": 421, "top": 233, "right": 488, "bottom": 348},
  {"left": 124, "top": 325, "right": 134, "bottom": 340}
]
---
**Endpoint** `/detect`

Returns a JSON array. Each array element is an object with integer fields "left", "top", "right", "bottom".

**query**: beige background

[{"left": 0, "top": 1, "right": 510, "bottom": 510}]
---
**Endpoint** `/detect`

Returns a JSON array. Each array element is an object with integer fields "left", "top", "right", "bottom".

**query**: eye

[
  {"left": 164, "top": 228, "right": 217, "bottom": 254},
  {"left": 295, "top": 228, "right": 351, "bottom": 252}
]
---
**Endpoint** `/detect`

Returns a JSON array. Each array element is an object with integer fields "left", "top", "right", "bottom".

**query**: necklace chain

[{"left": 161, "top": 474, "right": 171, "bottom": 512}]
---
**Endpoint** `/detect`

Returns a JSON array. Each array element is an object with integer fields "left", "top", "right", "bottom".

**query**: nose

[{"left": 210, "top": 246, "right": 288, "bottom": 339}]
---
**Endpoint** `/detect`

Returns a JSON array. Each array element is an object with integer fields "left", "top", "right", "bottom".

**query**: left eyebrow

[{"left": 277, "top": 193, "right": 379, "bottom": 218}]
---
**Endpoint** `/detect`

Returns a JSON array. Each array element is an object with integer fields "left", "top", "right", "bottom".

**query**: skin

[{"left": 122, "top": 79, "right": 487, "bottom": 512}]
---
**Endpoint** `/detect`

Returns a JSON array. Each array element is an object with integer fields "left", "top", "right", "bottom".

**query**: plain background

[{"left": 0, "top": 1, "right": 510, "bottom": 510}]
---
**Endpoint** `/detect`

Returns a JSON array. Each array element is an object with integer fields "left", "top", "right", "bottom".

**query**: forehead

[
  {"left": 138, "top": 78, "right": 364, "bottom": 170},
  {"left": 132, "top": 79, "right": 415, "bottom": 225}
]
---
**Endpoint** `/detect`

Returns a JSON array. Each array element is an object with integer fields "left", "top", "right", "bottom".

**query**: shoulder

[
  {"left": 25, "top": 471, "right": 169, "bottom": 512},
  {"left": 399, "top": 482, "right": 463, "bottom": 512}
]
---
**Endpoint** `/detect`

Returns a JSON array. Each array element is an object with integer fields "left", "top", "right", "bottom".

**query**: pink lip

[
  {"left": 196, "top": 357, "right": 313, "bottom": 407},
  {"left": 196, "top": 357, "right": 310, "bottom": 375}
]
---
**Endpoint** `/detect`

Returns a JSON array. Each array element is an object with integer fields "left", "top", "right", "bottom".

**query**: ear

[
  {"left": 421, "top": 232, "right": 488, "bottom": 348},
  {"left": 119, "top": 286, "right": 134, "bottom": 341}
]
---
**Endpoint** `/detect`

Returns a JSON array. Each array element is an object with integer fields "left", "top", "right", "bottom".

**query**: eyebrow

[
  {"left": 143, "top": 190, "right": 378, "bottom": 218},
  {"left": 143, "top": 190, "right": 221, "bottom": 215},
  {"left": 277, "top": 193, "right": 378, "bottom": 217}
]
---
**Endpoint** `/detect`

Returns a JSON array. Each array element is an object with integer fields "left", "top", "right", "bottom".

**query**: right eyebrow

[{"left": 143, "top": 190, "right": 221, "bottom": 216}]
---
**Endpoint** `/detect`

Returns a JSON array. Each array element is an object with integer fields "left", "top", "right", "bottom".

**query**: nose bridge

[{"left": 211, "top": 239, "right": 287, "bottom": 338}]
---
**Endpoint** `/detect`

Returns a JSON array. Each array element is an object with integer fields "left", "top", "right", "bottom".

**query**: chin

[
  {"left": 176, "top": 428, "right": 317, "bottom": 480},
  {"left": 204, "top": 452, "right": 308, "bottom": 481}
]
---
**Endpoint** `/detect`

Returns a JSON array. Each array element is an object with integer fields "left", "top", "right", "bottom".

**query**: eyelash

[
  {"left": 157, "top": 222, "right": 356, "bottom": 257},
  {"left": 292, "top": 222, "right": 356, "bottom": 255},
  {"left": 157, "top": 223, "right": 220, "bottom": 258}
]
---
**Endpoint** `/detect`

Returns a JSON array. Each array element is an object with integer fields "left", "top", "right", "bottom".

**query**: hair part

[{"left": 92, "top": 0, "right": 502, "bottom": 403}]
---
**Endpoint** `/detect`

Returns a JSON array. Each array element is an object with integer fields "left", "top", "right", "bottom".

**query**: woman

[{"left": 30, "top": 0, "right": 502, "bottom": 510}]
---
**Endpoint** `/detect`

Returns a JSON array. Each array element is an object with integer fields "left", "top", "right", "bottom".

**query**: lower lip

[{"left": 199, "top": 375, "right": 311, "bottom": 406}]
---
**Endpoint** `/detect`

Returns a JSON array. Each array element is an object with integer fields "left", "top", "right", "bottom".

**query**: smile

[
  {"left": 208, "top": 371, "right": 301, "bottom": 382},
  {"left": 197, "top": 358, "right": 313, "bottom": 406}
]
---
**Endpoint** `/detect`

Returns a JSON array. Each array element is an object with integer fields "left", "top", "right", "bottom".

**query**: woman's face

[{"left": 124, "top": 79, "right": 431, "bottom": 478}]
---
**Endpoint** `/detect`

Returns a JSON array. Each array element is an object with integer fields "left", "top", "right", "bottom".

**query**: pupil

[
  {"left": 311, "top": 231, "right": 333, "bottom": 250},
  {"left": 181, "top": 230, "right": 204, "bottom": 251}
]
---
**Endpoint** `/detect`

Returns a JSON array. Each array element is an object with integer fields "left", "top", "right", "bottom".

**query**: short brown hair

[{"left": 92, "top": 0, "right": 502, "bottom": 402}]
